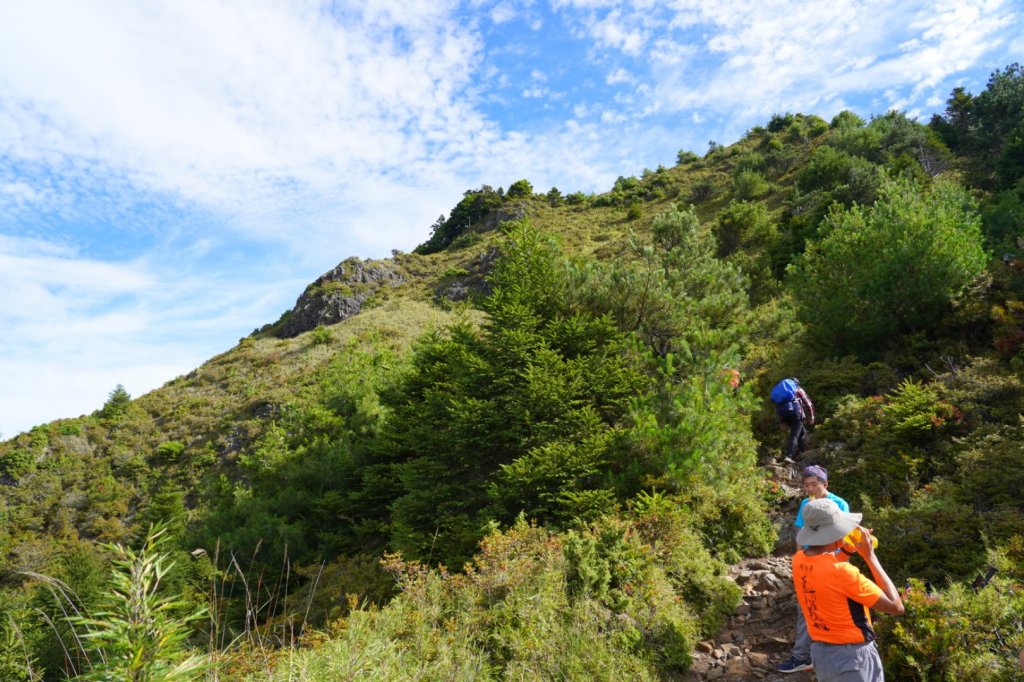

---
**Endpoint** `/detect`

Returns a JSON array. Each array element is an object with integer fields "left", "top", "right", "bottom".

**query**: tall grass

[{"left": 65, "top": 525, "right": 210, "bottom": 681}]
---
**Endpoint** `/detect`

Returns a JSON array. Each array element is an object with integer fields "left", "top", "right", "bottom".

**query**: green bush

[
  {"left": 714, "top": 200, "right": 777, "bottom": 258},
  {"left": 876, "top": 578, "right": 1024, "bottom": 681},
  {"left": 676, "top": 150, "right": 699, "bottom": 165},
  {"left": 816, "top": 379, "right": 963, "bottom": 507},
  {"left": 733, "top": 151, "right": 766, "bottom": 175},
  {"left": 767, "top": 113, "right": 795, "bottom": 133},
  {"left": 0, "top": 447, "right": 35, "bottom": 480},
  {"left": 67, "top": 525, "right": 209, "bottom": 681},
  {"left": 806, "top": 115, "right": 830, "bottom": 137},
  {"left": 788, "top": 177, "right": 987, "bottom": 357},
  {"left": 256, "top": 517, "right": 718, "bottom": 681},
  {"left": 831, "top": 110, "right": 865, "bottom": 129},
  {"left": 944, "top": 357, "right": 1024, "bottom": 427},
  {"left": 828, "top": 125, "right": 883, "bottom": 158},
  {"left": 873, "top": 501, "right": 986, "bottom": 586},
  {"left": 308, "top": 325, "right": 332, "bottom": 346},
  {"left": 796, "top": 146, "right": 879, "bottom": 200},
  {"left": 732, "top": 169, "right": 770, "bottom": 200},
  {"left": 689, "top": 177, "right": 716, "bottom": 203},
  {"left": 506, "top": 179, "right": 533, "bottom": 198}
]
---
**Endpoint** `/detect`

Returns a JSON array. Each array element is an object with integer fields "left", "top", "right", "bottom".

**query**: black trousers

[{"left": 781, "top": 414, "right": 807, "bottom": 459}]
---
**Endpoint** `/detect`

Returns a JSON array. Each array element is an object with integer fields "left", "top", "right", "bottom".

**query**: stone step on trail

[{"left": 686, "top": 461, "right": 816, "bottom": 680}]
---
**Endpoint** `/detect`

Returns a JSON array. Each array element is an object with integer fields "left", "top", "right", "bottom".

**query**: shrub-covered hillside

[{"left": 2, "top": 64, "right": 1024, "bottom": 680}]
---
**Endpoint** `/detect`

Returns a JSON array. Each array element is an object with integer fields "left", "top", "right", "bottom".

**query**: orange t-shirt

[{"left": 792, "top": 550, "right": 884, "bottom": 644}]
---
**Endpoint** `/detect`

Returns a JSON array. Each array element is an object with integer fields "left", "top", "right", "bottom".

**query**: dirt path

[{"left": 686, "top": 462, "right": 817, "bottom": 681}]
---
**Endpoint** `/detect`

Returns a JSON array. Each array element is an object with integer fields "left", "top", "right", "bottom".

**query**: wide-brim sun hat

[{"left": 796, "top": 497, "right": 863, "bottom": 546}]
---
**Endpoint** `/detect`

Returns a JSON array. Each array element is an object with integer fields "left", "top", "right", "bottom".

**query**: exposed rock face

[
  {"left": 437, "top": 246, "right": 500, "bottom": 303},
  {"left": 482, "top": 203, "right": 527, "bottom": 230},
  {"left": 278, "top": 257, "right": 405, "bottom": 338}
]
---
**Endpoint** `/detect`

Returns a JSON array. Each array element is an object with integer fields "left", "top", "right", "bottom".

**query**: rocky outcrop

[
  {"left": 278, "top": 257, "right": 405, "bottom": 338},
  {"left": 437, "top": 246, "right": 500, "bottom": 303}
]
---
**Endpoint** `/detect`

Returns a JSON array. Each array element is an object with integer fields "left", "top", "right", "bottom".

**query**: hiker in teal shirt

[
  {"left": 777, "top": 465, "right": 850, "bottom": 674},
  {"left": 795, "top": 466, "right": 849, "bottom": 532}
]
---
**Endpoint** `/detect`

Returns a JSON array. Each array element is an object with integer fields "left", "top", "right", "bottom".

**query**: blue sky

[{"left": 1, "top": 0, "right": 1021, "bottom": 438}]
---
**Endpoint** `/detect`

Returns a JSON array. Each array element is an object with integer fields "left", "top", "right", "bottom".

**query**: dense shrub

[
  {"left": 732, "top": 169, "right": 770, "bottom": 200},
  {"left": 254, "top": 516, "right": 742, "bottom": 681},
  {"left": 931, "top": 63, "right": 1024, "bottom": 190},
  {"left": 506, "top": 178, "right": 534, "bottom": 198},
  {"left": 714, "top": 200, "right": 776, "bottom": 258},
  {"left": 816, "top": 379, "right": 963, "bottom": 507},
  {"left": 876, "top": 578, "right": 1024, "bottom": 681},
  {"left": 689, "top": 177, "right": 717, "bottom": 203},
  {"left": 830, "top": 110, "right": 865, "bottom": 129},
  {"left": 788, "top": 177, "right": 987, "bottom": 357},
  {"left": 872, "top": 500, "right": 986, "bottom": 586},
  {"left": 416, "top": 185, "right": 506, "bottom": 254},
  {"left": 676, "top": 150, "right": 699, "bottom": 165},
  {"left": 942, "top": 357, "right": 1024, "bottom": 427},
  {"left": 733, "top": 151, "right": 766, "bottom": 175},
  {"left": 767, "top": 113, "right": 795, "bottom": 133},
  {"left": 798, "top": 147, "right": 883, "bottom": 215}
]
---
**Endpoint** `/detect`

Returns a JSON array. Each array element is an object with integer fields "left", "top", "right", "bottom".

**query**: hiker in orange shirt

[{"left": 792, "top": 498, "right": 904, "bottom": 681}]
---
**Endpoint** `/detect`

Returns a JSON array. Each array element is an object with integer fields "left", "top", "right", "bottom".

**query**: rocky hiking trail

[{"left": 686, "top": 461, "right": 816, "bottom": 681}]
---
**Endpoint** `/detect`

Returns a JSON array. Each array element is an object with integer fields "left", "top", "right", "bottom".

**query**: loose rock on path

[{"left": 686, "top": 460, "right": 817, "bottom": 681}]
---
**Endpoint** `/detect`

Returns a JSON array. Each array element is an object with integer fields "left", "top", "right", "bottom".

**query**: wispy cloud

[
  {"left": 0, "top": 233, "right": 304, "bottom": 436},
  {"left": 0, "top": 2, "right": 497, "bottom": 251},
  {"left": 551, "top": 0, "right": 1018, "bottom": 139}
]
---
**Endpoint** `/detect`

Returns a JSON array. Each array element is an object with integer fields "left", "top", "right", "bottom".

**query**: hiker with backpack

[
  {"left": 789, "top": 498, "right": 904, "bottom": 681},
  {"left": 770, "top": 377, "right": 815, "bottom": 460}
]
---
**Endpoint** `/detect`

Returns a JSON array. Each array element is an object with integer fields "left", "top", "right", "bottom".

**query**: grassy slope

[{"left": 0, "top": 122, "right": 811, "bottom": 570}]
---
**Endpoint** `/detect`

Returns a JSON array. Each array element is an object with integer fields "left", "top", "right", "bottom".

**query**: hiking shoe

[{"left": 776, "top": 656, "right": 813, "bottom": 673}]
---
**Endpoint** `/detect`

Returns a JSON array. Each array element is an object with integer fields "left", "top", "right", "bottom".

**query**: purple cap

[{"left": 801, "top": 465, "right": 828, "bottom": 481}]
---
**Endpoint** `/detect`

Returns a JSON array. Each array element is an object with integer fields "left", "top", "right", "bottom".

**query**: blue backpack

[
  {"left": 770, "top": 378, "right": 799, "bottom": 404},
  {"left": 771, "top": 378, "right": 804, "bottom": 420}
]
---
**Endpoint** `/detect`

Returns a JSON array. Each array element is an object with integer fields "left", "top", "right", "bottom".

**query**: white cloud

[
  {"left": 490, "top": 2, "right": 518, "bottom": 24},
  {"left": 0, "top": 2, "right": 490, "bottom": 244},
  {"left": 600, "top": 109, "right": 627, "bottom": 123},
  {"left": 606, "top": 67, "right": 634, "bottom": 85},
  {"left": 587, "top": 10, "right": 648, "bottom": 56},
  {"left": 0, "top": 181, "right": 38, "bottom": 203},
  {"left": 551, "top": 0, "right": 1018, "bottom": 124},
  {"left": 0, "top": 234, "right": 304, "bottom": 437}
]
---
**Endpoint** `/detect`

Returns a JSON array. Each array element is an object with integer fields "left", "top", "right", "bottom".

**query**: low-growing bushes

[
  {"left": 251, "top": 512, "right": 744, "bottom": 681},
  {"left": 876, "top": 577, "right": 1024, "bottom": 681}
]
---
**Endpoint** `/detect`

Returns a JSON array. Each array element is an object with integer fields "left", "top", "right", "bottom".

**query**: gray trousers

[
  {"left": 792, "top": 602, "right": 811, "bottom": 660},
  {"left": 809, "top": 640, "right": 884, "bottom": 681}
]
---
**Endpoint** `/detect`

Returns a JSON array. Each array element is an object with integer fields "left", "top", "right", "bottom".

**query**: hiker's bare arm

[
  {"left": 855, "top": 526, "right": 905, "bottom": 616},
  {"left": 872, "top": 592, "right": 905, "bottom": 615}
]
